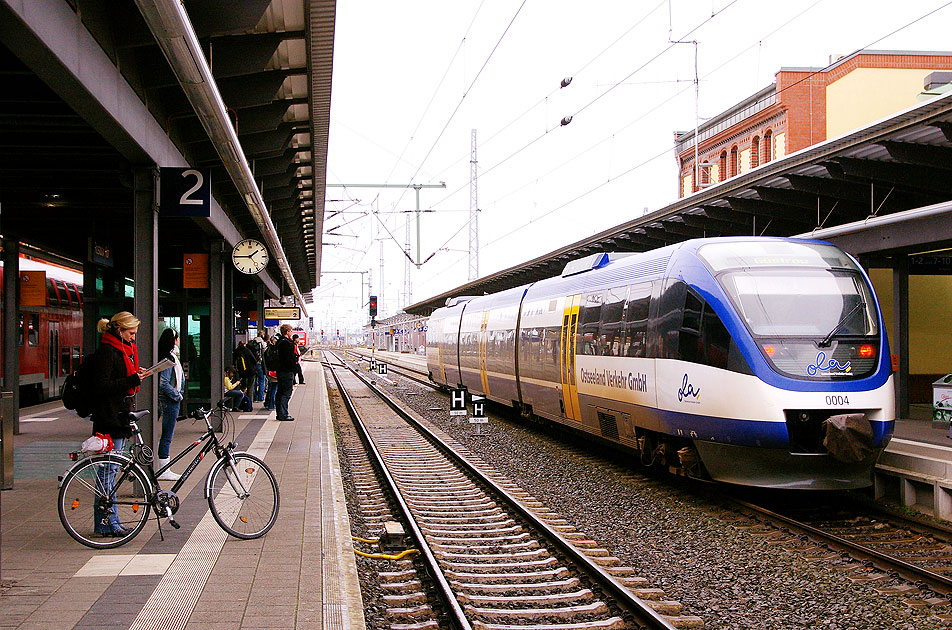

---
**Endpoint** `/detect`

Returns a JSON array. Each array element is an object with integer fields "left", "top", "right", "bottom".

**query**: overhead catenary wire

[
  {"left": 418, "top": 1, "right": 743, "bottom": 265},
  {"left": 422, "top": 0, "right": 947, "bottom": 276},
  {"left": 384, "top": 0, "right": 488, "bottom": 185},
  {"left": 386, "top": 0, "right": 529, "bottom": 216}
]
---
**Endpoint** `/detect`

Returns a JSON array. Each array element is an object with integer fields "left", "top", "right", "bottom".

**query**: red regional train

[{"left": 0, "top": 255, "right": 84, "bottom": 405}]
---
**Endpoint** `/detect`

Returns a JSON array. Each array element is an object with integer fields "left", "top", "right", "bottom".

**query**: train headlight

[
  {"left": 762, "top": 344, "right": 775, "bottom": 356},
  {"left": 858, "top": 344, "right": 875, "bottom": 359}
]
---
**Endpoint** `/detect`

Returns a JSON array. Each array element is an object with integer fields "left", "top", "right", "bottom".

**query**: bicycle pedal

[{"left": 169, "top": 519, "right": 181, "bottom": 530}]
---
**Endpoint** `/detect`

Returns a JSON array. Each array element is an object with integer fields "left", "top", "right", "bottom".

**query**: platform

[{"left": 0, "top": 360, "right": 365, "bottom": 630}]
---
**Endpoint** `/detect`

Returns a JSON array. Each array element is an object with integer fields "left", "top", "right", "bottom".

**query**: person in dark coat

[
  {"left": 274, "top": 324, "right": 297, "bottom": 421},
  {"left": 291, "top": 334, "right": 305, "bottom": 384},
  {"left": 233, "top": 341, "right": 256, "bottom": 396},
  {"left": 90, "top": 311, "right": 148, "bottom": 537}
]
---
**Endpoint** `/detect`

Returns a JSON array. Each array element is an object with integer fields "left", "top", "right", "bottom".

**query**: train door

[
  {"left": 48, "top": 320, "right": 60, "bottom": 398},
  {"left": 559, "top": 295, "right": 581, "bottom": 420},
  {"left": 478, "top": 311, "right": 490, "bottom": 395}
]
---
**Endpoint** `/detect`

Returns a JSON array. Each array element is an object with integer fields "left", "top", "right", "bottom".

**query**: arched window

[
  {"left": 719, "top": 151, "right": 727, "bottom": 181},
  {"left": 763, "top": 130, "right": 773, "bottom": 164},
  {"left": 750, "top": 136, "right": 760, "bottom": 169},
  {"left": 729, "top": 146, "right": 738, "bottom": 178}
]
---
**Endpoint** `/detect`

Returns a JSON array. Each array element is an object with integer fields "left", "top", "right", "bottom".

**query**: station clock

[{"left": 231, "top": 238, "right": 269, "bottom": 275}]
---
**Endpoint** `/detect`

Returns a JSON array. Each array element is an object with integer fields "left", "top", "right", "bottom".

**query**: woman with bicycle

[{"left": 89, "top": 311, "right": 148, "bottom": 537}]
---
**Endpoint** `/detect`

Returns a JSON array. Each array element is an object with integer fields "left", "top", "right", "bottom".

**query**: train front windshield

[{"left": 699, "top": 241, "right": 881, "bottom": 380}]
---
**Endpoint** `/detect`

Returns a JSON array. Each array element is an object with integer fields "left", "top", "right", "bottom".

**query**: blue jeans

[
  {"left": 224, "top": 389, "right": 244, "bottom": 410},
  {"left": 157, "top": 397, "right": 181, "bottom": 459},
  {"left": 94, "top": 437, "right": 126, "bottom": 533},
  {"left": 265, "top": 380, "right": 277, "bottom": 409},
  {"left": 276, "top": 372, "right": 294, "bottom": 419},
  {"left": 253, "top": 364, "right": 266, "bottom": 401}
]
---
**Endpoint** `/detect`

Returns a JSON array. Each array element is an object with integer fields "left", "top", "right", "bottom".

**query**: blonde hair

[{"left": 97, "top": 311, "right": 141, "bottom": 334}]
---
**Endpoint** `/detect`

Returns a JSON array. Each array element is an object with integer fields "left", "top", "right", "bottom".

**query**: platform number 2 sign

[{"left": 160, "top": 167, "right": 211, "bottom": 217}]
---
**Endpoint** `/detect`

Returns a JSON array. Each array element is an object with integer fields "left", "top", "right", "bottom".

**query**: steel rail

[
  {"left": 332, "top": 351, "right": 679, "bottom": 630},
  {"left": 326, "top": 359, "right": 473, "bottom": 630},
  {"left": 733, "top": 499, "right": 952, "bottom": 594}
]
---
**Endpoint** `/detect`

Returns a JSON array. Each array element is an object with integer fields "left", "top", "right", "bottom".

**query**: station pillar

[
  {"left": 2, "top": 237, "right": 19, "bottom": 433},
  {"left": 893, "top": 257, "right": 910, "bottom": 419},
  {"left": 210, "top": 240, "right": 225, "bottom": 416},
  {"left": 133, "top": 168, "right": 157, "bottom": 448}
]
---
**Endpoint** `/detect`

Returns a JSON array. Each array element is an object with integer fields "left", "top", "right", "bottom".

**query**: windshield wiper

[{"left": 818, "top": 301, "right": 866, "bottom": 348}]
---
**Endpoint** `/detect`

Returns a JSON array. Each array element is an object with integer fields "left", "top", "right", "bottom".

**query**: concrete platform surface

[{"left": 0, "top": 360, "right": 365, "bottom": 630}]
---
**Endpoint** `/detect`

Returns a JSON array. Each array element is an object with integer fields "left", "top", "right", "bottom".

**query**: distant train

[
  {"left": 427, "top": 237, "right": 894, "bottom": 489},
  {"left": 0, "top": 256, "right": 84, "bottom": 405}
]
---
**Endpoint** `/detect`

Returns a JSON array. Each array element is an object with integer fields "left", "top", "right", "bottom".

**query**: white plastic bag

[{"left": 81, "top": 433, "right": 114, "bottom": 455}]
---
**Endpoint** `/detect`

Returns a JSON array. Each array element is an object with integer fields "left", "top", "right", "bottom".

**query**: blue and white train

[{"left": 427, "top": 237, "right": 895, "bottom": 489}]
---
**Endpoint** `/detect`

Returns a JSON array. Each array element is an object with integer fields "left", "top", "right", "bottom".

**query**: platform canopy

[{"left": 0, "top": 0, "right": 334, "bottom": 298}]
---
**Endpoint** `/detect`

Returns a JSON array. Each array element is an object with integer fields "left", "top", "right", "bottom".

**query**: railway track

[
  {"left": 324, "top": 351, "right": 703, "bottom": 630},
  {"left": 341, "top": 348, "right": 952, "bottom": 619},
  {"left": 724, "top": 496, "right": 952, "bottom": 604}
]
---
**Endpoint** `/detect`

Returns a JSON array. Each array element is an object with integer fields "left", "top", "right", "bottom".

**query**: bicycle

[{"left": 58, "top": 405, "right": 279, "bottom": 549}]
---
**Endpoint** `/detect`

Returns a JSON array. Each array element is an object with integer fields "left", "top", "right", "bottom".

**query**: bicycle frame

[{"left": 152, "top": 425, "right": 222, "bottom": 493}]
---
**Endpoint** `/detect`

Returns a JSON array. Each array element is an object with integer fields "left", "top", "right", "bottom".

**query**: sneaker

[
  {"left": 157, "top": 469, "right": 181, "bottom": 481},
  {"left": 97, "top": 525, "right": 132, "bottom": 537}
]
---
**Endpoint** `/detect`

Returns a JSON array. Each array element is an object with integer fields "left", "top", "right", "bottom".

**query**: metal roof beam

[
  {"left": 833, "top": 156, "right": 952, "bottom": 196},
  {"left": 879, "top": 140, "right": 952, "bottom": 167},
  {"left": 660, "top": 218, "right": 707, "bottom": 238}
]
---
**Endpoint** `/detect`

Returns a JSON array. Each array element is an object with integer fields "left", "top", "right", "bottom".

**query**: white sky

[{"left": 316, "top": 0, "right": 952, "bottom": 332}]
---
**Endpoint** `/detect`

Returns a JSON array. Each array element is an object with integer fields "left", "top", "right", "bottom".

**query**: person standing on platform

[
  {"left": 90, "top": 311, "right": 149, "bottom": 537},
  {"left": 262, "top": 335, "right": 279, "bottom": 411},
  {"left": 275, "top": 324, "right": 296, "bottom": 421},
  {"left": 292, "top": 334, "right": 306, "bottom": 384},
  {"left": 249, "top": 329, "right": 268, "bottom": 403},
  {"left": 155, "top": 328, "right": 185, "bottom": 481}
]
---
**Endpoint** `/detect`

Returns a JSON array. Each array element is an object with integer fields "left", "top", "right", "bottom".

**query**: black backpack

[
  {"left": 62, "top": 357, "right": 94, "bottom": 419},
  {"left": 263, "top": 345, "right": 278, "bottom": 367},
  {"left": 247, "top": 342, "right": 261, "bottom": 364}
]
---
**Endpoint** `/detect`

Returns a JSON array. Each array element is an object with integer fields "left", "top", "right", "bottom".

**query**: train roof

[{"left": 430, "top": 236, "right": 840, "bottom": 315}]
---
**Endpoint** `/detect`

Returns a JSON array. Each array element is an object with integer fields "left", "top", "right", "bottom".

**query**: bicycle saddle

[{"left": 127, "top": 410, "right": 151, "bottom": 422}]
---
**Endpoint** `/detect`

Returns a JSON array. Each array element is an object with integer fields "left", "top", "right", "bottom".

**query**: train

[
  {"left": 0, "top": 255, "right": 84, "bottom": 405},
  {"left": 426, "top": 237, "right": 895, "bottom": 490}
]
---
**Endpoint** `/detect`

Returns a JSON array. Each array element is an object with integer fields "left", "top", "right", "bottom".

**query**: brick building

[{"left": 674, "top": 50, "right": 952, "bottom": 198}]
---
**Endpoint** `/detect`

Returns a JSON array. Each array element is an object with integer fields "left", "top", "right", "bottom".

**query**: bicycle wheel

[
  {"left": 207, "top": 452, "right": 279, "bottom": 539},
  {"left": 58, "top": 454, "right": 151, "bottom": 549}
]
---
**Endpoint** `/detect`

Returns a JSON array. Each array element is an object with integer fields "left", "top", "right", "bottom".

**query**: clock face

[{"left": 232, "top": 239, "right": 269, "bottom": 275}]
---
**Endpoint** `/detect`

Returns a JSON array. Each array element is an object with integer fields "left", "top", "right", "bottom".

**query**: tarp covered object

[{"left": 823, "top": 413, "right": 874, "bottom": 463}]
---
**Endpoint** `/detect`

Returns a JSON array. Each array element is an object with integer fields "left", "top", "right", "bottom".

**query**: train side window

[
  {"left": 677, "top": 288, "right": 736, "bottom": 371},
  {"left": 60, "top": 346, "right": 71, "bottom": 376},
  {"left": 623, "top": 283, "right": 651, "bottom": 358},
  {"left": 678, "top": 291, "right": 703, "bottom": 363},
  {"left": 701, "top": 304, "right": 732, "bottom": 370},
  {"left": 598, "top": 287, "right": 627, "bottom": 356},
  {"left": 47, "top": 279, "right": 60, "bottom": 307},
  {"left": 27, "top": 313, "right": 39, "bottom": 346},
  {"left": 577, "top": 291, "right": 603, "bottom": 356}
]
